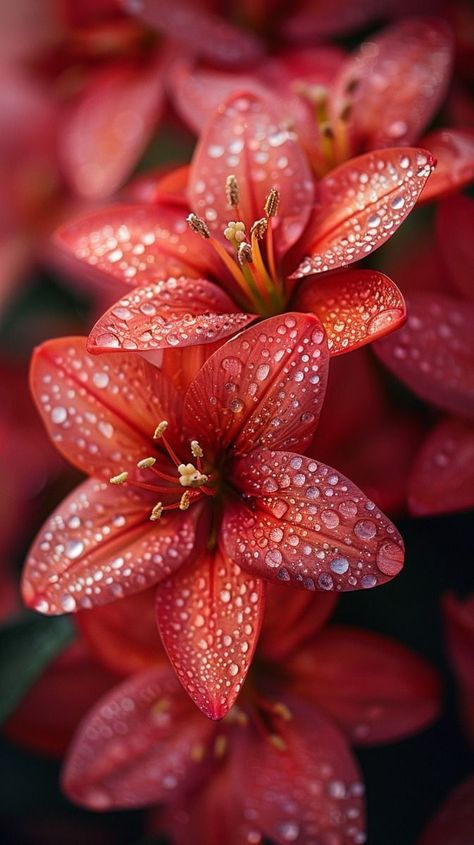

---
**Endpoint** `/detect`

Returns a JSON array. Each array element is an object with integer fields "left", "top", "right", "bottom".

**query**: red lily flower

[
  {"left": 61, "top": 585, "right": 440, "bottom": 845},
  {"left": 170, "top": 17, "right": 474, "bottom": 200},
  {"left": 376, "top": 194, "right": 474, "bottom": 516},
  {"left": 443, "top": 593, "right": 474, "bottom": 745},
  {"left": 23, "top": 313, "right": 405, "bottom": 718},
  {"left": 417, "top": 775, "right": 474, "bottom": 845},
  {"left": 56, "top": 92, "right": 434, "bottom": 360}
]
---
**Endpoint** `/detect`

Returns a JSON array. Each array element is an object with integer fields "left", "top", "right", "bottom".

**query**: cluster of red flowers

[{"left": 1, "top": 1, "right": 474, "bottom": 843}]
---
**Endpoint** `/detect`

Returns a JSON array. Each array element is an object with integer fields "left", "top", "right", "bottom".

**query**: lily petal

[
  {"left": 285, "top": 0, "right": 389, "bottom": 40},
  {"left": 436, "top": 194, "right": 474, "bottom": 302},
  {"left": 409, "top": 418, "right": 474, "bottom": 516},
  {"left": 54, "top": 203, "right": 221, "bottom": 291},
  {"left": 259, "top": 585, "right": 337, "bottom": 662},
  {"left": 22, "top": 478, "right": 201, "bottom": 615},
  {"left": 30, "top": 336, "right": 182, "bottom": 477},
  {"left": 287, "top": 626, "right": 441, "bottom": 744},
  {"left": 225, "top": 449, "right": 404, "bottom": 591},
  {"left": 156, "top": 546, "right": 265, "bottom": 720},
  {"left": 294, "top": 269, "right": 405, "bottom": 355},
  {"left": 293, "top": 147, "right": 435, "bottom": 278},
  {"left": 88, "top": 277, "right": 255, "bottom": 354},
  {"left": 334, "top": 18, "right": 453, "bottom": 150},
  {"left": 236, "top": 698, "right": 365, "bottom": 845},
  {"left": 183, "top": 313, "right": 329, "bottom": 455},
  {"left": 189, "top": 92, "right": 314, "bottom": 255},
  {"left": 375, "top": 293, "right": 474, "bottom": 418},
  {"left": 63, "top": 664, "right": 214, "bottom": 810},
  {"left": 418, "top": 776, "right": 474, "bottom": 845},
  {"left": 419, "top": 128, "right": 474, "bottom": 202}
]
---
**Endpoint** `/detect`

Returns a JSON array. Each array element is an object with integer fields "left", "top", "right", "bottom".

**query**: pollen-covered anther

[
  {"left": 269, "top": 734, "right": 287, "bottom": 751},
  {"left": 250, "top": 217, "right": 268, "bottom": 239},
  {"left": 214, "top": 735, "right": 228, "bottom": 758},
  {"left": 190, "top": 440, "right": 203, "bottom": 458},
  {"left": 178, "top": 462, "right": 208, "bottom": 487},
  {"left": 109, "top": 471, "right": 128, "bottom": 485},
  {"left": 150, "top": 502, "right": 164, "bottom": 521},
  {"left": 225, "top": 174, "right": 240, "bottom": 208},
  {"left": 264, "top": 188, "right": 280, "bottom": 218},
  {"left": 153, "top": 420, "right": 168, "bottom": 439},
  {"left": 179, "top": 491, "right": 191, "bottom": 511},
  {"left": 186, "top": 213, "right": 210, "bottom": 239},
  {"left": 137, "top": 456, "right": 157, "bottom": 469},
  {"left": 190, "top": 743, "right": 206, "bottom": 763},
  {"left": 238, "top": 242, "right": 253, "bottom": 266},
  {"left": 273, "top": 702, "right": 293, "bottom": 721},
  {"left": 151, "top": 697, "right": 170, "bottom": 715},
  {"left": 224, "top": 220, "right": 246, "bottom": 247}
]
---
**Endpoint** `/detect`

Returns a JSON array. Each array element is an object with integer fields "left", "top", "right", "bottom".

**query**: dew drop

[
  {"left": 51, "top": 406, "right": 68, "bottom": 424},
  {"left": 376, "top": 541, "right": 404, "bottom": 576},
  {"left": 97, "top": 332, "right": 120, "bottom": 348},
  {"left": 93, "top": 372, "right": 110, "bottom": 389},
  {"left": 354, "top": 519, "right": 377, "bottom": 540},
  {"left": 265, "top": 549, "right": 282, "bottom": 567},
  {"left": 65, "top": 539, "right": 84, "bottom": 559}
]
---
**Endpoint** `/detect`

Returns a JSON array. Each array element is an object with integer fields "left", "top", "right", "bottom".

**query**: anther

[
  {"left": 264, "top": 188, "right": 280, "bottom": 218},
  {"left": 151, "top": 697, "right": 170, "bottom": 715},
  {"left": 224, "top": 220, "right": 246, "bottom": 246},
  {"left": 273, "top": 702, "right": 293, "bottom": 721},
  {"left": 338, "top": 102, "right": 352, "bottom": 122},
  {"left": 321, "top": 123, "right": 335, "bottom": 139},
  {"left": 250, "top": 217, "right": 268, "bottom": 239},
  {"left": 190, "top": 743, "right": 206, "bottom": 762},
  {"left": 225, "top": 174, "right": 240, "bottom": 208},
  {"left": 179, "top": 491, "right": 191, "bottom": 510},
  {"left": 345, "top": 77, "right": 359, "bottom": 95},
  {"left": 214, "top": 735, "right": 228, "bottom": 758},
  {"left": 150, "top": 502, "right": 163, "bottom": 521},
  {"left": 110, "top": 471, "right": 128, "bottom": 485},
  {"left": 186, "top": 213, "right": 210, "bottom": 239},
  {"left": 178, "top": 463, "right": 208, "bottom": 487},
  {"left": 238, "top": 242, "right": 253, "bottom": 265},
  {"left": 190, "top": 440, "right": 203, "bottom": 458},
  {"left": 269, "top": 734, "right": 287, "bottom": 751},
  {"left": 137, "top": 457, "right": 157, "bottom": 469},
  {"left": 153, "top": 421, "right": 168, "bottom": 439}
]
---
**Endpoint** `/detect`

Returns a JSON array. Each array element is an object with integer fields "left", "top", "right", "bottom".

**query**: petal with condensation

[
  {"left": 189, "top": 92, "right": 314, "bottom": 255},
  {"left": 156, "top": 546, "right": 265, "bottom": 720},
  {"left": 60, "top": 56, "right": 165, "bottom": 200},
  {"left": 183, "top": 313, "right": 329, "bottom": 456},
  {"left": 287, "top": 626, "right": 441, "bottom": 744},
  {"left": 333, "top": 18, "right": 453, "bottom": 150},
  {"left": 419, "top": 128, "right": 474, "bottom": 203},
  {"left": 292, "top": 148, "right": 435, "bottom": 278},
  {"left": 54, "top": 203, "right": 222, "bottom": 291},
  {"left": 375, "top": 293, "right": 474, "bottom": 418},
  {"left": 62, "top": 664, "right": 214, "bottom": 810},
  {"left": 30, "top": 336, "right": 182, "bottom": 477},
  {"left": 22, "top": 478, "right": 201, "bottom": 615},
  {"left": 436, "top": 194, "right": 474, "bottom": 301},
  {"left": 88, "top": 277, "right": 255, "bottom": 354},
  {"left": 294, "top": 269, "right": 405, "bottom": 355},
  {"left": 225, "top": 449, "right": 404, "bottom": 591},
  {"left": 409, "top": 418, "right": 474, "bottom": 516}
]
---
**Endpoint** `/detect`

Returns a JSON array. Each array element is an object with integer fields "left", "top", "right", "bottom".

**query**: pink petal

[
  {"left": 60, "top": 55, "right": 165, "bottom": 200},
  {"left": 30, "top": 336, "right": 182, "bottom": 477},
  {"left": 285, "top": 0, "right": 390, "bottom": 41},
  {"left": 120, "top": 0, "right": 262, "bottom": 68},
  {"left": 54, "top": 202, "right": 222, "bottom": 291},
  {"left": 436, "top": 194, "right": 474, "bottom": 301},
  {"left": 294, "top": 269, "right": 406, "bottom": 355},
  {"left": 334, "top": 18, "right": 453, "bottom": 150},
  {"left": 375, "top": 293, "right": 474, "bottom": 418},
  {"left": 22, "top": 478, "right": 201, "bottom": 615},
  {"left": 418, "top": 776, "right": 474, "bottom": 845},
  {"left": 419, "top": 128, "right": 474, "bottom": 202},
  {"left": 443, "top": 594, "right": 474, "bottom": 745},
  {"left": 236, "top": 698, "right": 365, "bottom": 845},
  {"left": 189, "top": 92, "right": 314, "bottom": 255},
  {"left": 63, "top": 664, "right": 214, "bottom": 810},
  {"left": 88, "top": 277, "right": 255, "bottom": 354},
  {"left": 409, "top": 417, "right": 474, "bottom": 516},
  {"left": 183, "top": 313, "right": 329, "bottom": 456},
  {"left": 225, "top": 449, "right": 404, "bottom": 591},
  {"left": 77, "top": 589, "right": 164, "bottom": 676},
  {"left": 293, "top": 147, "right": 435, "bottom": 278},
  {"left": 156, "top": 546, "right": 265, "bottom": 719},
  {"left": 259, "top": 585, "right": 337, "bottom": 662},
  {"left": 288, "top": 626, "right": 441, "bottom": 744}
]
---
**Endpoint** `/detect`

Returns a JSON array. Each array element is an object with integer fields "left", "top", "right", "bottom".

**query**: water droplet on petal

[{"left": 376, "top": 541, "right": 404, "bottom": 576}]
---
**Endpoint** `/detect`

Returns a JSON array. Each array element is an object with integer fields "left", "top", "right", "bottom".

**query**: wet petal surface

[{"left": 409, "top": 417, "right": 474, "bottom": 516}]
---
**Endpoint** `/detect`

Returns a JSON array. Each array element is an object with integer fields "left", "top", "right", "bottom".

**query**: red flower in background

[
  {"left": 55, "top": 92, "right": 435, "bottom": 361},
  {"left": 23, "top": 314, "right": 405, "bottom": 718},
  {"left": 58, "top": 585, "right": 440, "bottom": 845},
  {"left": 376, "top": 193, "right": 474, "bottom": 516}
]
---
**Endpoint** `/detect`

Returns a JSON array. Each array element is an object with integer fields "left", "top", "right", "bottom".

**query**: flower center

[
  {"left": 187, "top": 179, "right": 285, "bottom": 317},
  {"left": 109, "top": 421, "right": 214, "bottom": 520},
  {"left": 295, "top": 82, "right": 354, "bottom": 177}
]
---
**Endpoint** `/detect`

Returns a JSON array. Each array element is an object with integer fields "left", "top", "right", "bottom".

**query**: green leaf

[{"left": 0, "top": 611, "right": 74, "bottom": 724}]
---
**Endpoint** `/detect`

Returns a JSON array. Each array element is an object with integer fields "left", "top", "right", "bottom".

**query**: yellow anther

[
  {"left": 250, "top": 217, "right": 268, "bottom": 239},
  {"left": 226, "top": 174, "right": 240, "bottom": 208},
  {"left": 110, "top": 471, "right": 128, "bottom": 485},
  {"left": 237, "top": 242, "right": 253, "bottom": 265},
  {"left": 153, "top": 420, "right": 168, "bottom": 439},
  {"left": 269, "top": 734, "right": 287, "bottom": 751},
  {"left": 224, "top": 220, "right": 246, "bottom": 247},
  {"left": 190, "top": 440, "right": 203, "bottom": 458},
  {"left": 178, "top": 463, "right": 208, "bottom": 488},
  {"left": 264, "top": 188, "right": 280, "bottom": 218},
  {"left": 151, "top": 697, "right": 170, "bottom": 716},
  {"left": 338, "top": 102, "right": 352, "bottom": 122},
  {"left": 190, "top": 743, "right": 206, "bottom": 762},
  {"left": 137, "top": 457, "right": 157, "bottom": 469},
  {"left": 225, "top": 707, "right": 249, "bottom": 727},
  {"left": 150, "top": 502, "right": 164, "bottom": 521},
  {"left": 186, "top": 213, "right": 210, "bottom": 239},
  {"left": 214, "top": 735, "right": 228, "bottom": 758},
  {"left": 179, "top": 491, "right": 191, "bottom": 510},
  {"left": 273, "top": 702, "right": 293, "bottom": 721}
]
